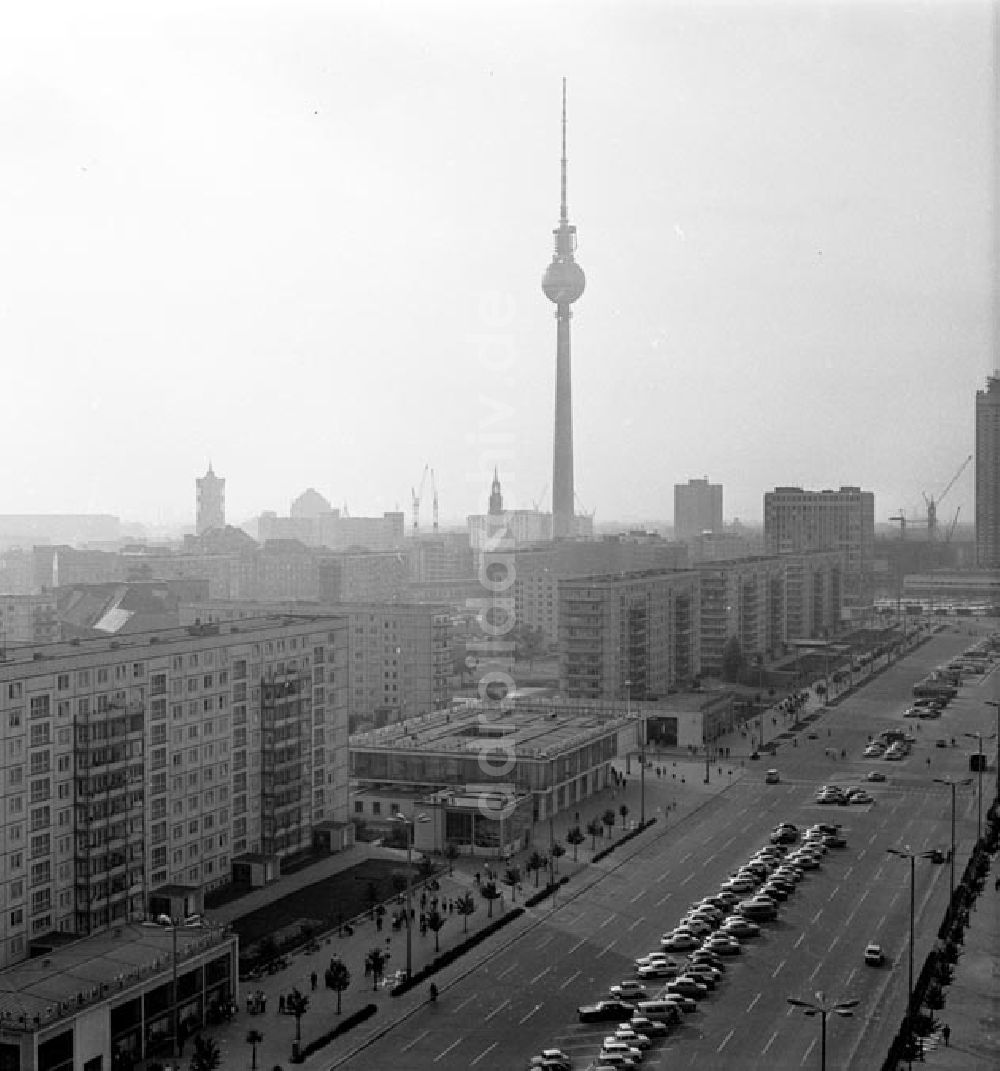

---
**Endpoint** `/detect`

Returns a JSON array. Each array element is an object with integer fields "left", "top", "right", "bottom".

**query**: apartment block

[
  {"left": 179, "top": 601, "right": 451, "bottom": 731},
  {"left": 0, "top": 594, "right": 59, "bottom": 646},
  {"left": 516, "top": 539, "right": 690, "bottom": 645},
  {"left": 764, "top": 486, "right": 874, "bottom": 604},
  {"left": 696, "top": 556, "right": 786, "bottom": 676},
  {"left": 674, "top": 478, "right": 723, "bottom": 542},
  {"left": 0, "top": 616, "right": 348, "bottom": 970},
  {"left": 559, "top": 569, "right": 700, "bottom": 700},
  {"left": 782, "top": 551, "right": 844, "bottom": 639}
]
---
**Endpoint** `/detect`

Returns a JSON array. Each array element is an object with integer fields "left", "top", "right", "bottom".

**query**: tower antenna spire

[{"left": 560, "top": 77, "right": 568, "bottom": 224}]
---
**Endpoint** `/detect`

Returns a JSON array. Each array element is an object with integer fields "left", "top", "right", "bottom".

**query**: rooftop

[{"left": 0, "top": 921, "right": 232, "bottom": 1028}]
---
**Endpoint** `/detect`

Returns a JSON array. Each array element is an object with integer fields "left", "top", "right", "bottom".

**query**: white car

[
  {"left": 609, "top": 981, "right": 647, "bottom": 1001},
  {"left": 610, "top": 1028, "right": 652, "bottom": 1050},
  {"left": 600, "top": 1040, "right": 644, "bottom": 1063}
]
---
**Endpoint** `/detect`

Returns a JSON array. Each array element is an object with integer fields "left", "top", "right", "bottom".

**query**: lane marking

[
  {"left": 435, "top": 1038, "right": 462, "bottom": 1062},
  {"left": 846, "top": 967, "right": 857, "bottom": 987},
  {"left": 470, "top": 1042, "right": 497, "bottom": 1066},
  {"left": 628, "top": 916, "right": 646, "bottom": 931},
  {"left": 828, "top": 934, "right": 839, "bottom": 952},
  {"left": 717, "top": 1029, "right": 735, "bottom": 1053},
  {"left": 599, "top": 914, "right": 615, "bottom": 929},
  {"left": 869, "top": 831, "right": 878, "bottom": 844},
  {"left": 794, "top": 933, "right": 805, "bottom": 949},
  {"left": 762, "top": 1030, "right": 780, "bottom": 1055},
  {"left": 858, "top": 889, "right": 869, "bottom": 903},
  {"left": 401, "top": 1030, "right": 429, "bottom": 1053},
  {"left": 529, "top": 967, "right": 550, "bottom": 985},
  {"left": 519, "top": 1003, "right": 542, "bottom": 1024},
  {"left": 747, "top": 992, "right": 762, "bottom": 1013},
  {"left": 772, "top": 958, "right": 786, "bottom": 978},
  {"left": 877, "top": 913, "right": 886, "bottom": 930},
  {"left": 454, "top": 994, "right": 477, "bottom": 1013},
  {"left": 809, "top": 961, "right": 822, "bottom": 981},
  {"left": 681, "top": 873, "right": 694, "bottom": 885},
  {"left": 569, "top": 938, "right": 587, "bottom": 954},
  {"left": 828, "top": 886, "right": 839, "bottom": 901},
  {"left": 811, "top": 909, "right": 823, "bottom": 924},
  {"left": 596, "top": 941, "right": 615, "bottom": 958},
  {"left": 484, "top": 999, "right": 510, "bottom": 1022},
  {"left": 801, "top": 1038, "right": 816, "bottom": 1065},
  {"left": 559, "top": 969, "right": 581, "bottom": 990},
  {"left": 496, "top": 963, "right": 517, "bottom": 980},
  {"left": 680, "top": 851, "right": 693, "bottom": 863},
  {"left": 656, "top": 892, "right": 672, "bottom": 906},
  {"left": 843, "top": 867, "right": 854, "bottom": 880},
  {"left": 630, "top": 890, "right": 645, "bottom": 903},
  {"left": 857, "top": 849, "right": 866, "bottom": 860},
  {"left": 538, "top": 934, "right": 555, "bottom": 948}
]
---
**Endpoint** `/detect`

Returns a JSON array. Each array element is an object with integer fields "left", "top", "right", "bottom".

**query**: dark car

[{"left": 579, "top": 1000, "right": 636, "bottom": 1023}]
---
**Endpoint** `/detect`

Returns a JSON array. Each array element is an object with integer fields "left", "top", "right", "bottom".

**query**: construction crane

[
  {"left": 945, "top": 506, "right": 961, "bottom": 543},
  {"left": 532, "top": 483, "right": 549, "bottom": 512},
  {"left": 889, "top": 511, "right": 907, "bottom": 540},
  {"left": 410, "top": 464, "right": 430, "bottom": 535},
  {"left": 923, "top": 454, "right": 972, "bottom": 541}
]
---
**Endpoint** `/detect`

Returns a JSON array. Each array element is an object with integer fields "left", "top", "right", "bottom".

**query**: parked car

[{"left": 579, "top": 1001, "right": 636, "bottom": 1023}]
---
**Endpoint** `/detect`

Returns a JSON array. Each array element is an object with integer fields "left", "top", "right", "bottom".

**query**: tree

[
  {"left": 444, "top": 842, "right": 459, "bottom": 874},
  {"left": 602, "top": 809, "right": 617, "bottom": 838},
  {"left": 586, "top": 818, "right": 603, "bottom": 852},
  {"left": 721, "top": 636, "right": 745, "bottom": 682},
  {"left": 257, "top": 934, "right": 278, "bottom": 964},
  {"left": 188, "top": 1036, "right": 221, "bottom": 1071},
  {"left": 326, "top": 956, "right": 351, "bottom": 1014},
  {"left": 245, "top": 1030, "right": 264, "bottom": 1071},
  {"left": 456, "top": 891, "right": 476, "bottom": 933},
  {"left": 426, "top": 906, "right": 446, "bottom": 953},
  {"left": 550, "top": 840, "right": 566, "bottom": 875},
  {"left": 481, "top": 881, "right": 502, "bottom": 918},
  {"left": 285, "top": 987, "right": 309, "bottom": 1046},
  {"left": 619, "top": 803, "right": 630, "bottom": 829},
  {"left": 417, "top": 856, "right": 436, "bottom": 880},
  {"left": 566, "top": 826, "right": 585, "bottom": 862},
  {"left": 526, "top": 850, "right": 547, "bottom": 887},
  {"left": 503, "top": 866, "right": 522, "bottom": 900},
  {"left": 365, "top": 947, "right": 389, "bottom": 991},
  {"left": 390, "top": 872, "right": 407, "bottom": 897}
]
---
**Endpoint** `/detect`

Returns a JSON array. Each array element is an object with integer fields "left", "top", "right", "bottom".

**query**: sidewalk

[{"left": 180, "top": 755, "right": 743, "bottom": 1070}]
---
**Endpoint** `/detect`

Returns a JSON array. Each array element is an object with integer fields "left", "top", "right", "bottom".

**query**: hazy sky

[{"left": 1, "top": 0, "right": 995, "bottom": 529}]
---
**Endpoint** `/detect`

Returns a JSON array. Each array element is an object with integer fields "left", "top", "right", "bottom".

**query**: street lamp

[
  {"left": 932, "top": 776, "right": 972, "bottom": 910},
  {"left": 984, "top": 700, "right": 999, "bottom": 806},
  {"left": 393, "top": 812, "right": 429, "bottom": 981},
  {"left": 962, "top": 731, "right": 997, "bottom": 844},
  {"left": 626, "top": 679, "right": 645, "bottom": 825},
  {"left": 887, "top": 847, "right": 938, "bottom": 1067},
  {"left": 786, "top": 990, "right": 859, "bottom": 1070},
  {"left": 156, "top": 913, "right": 209, "bottom": 1062}
]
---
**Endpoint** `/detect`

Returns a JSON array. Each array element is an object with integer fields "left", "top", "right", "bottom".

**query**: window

[
  {"left": 30, "top": 696, "right": 50, "bottom": 719},
  {"left": 57, "top": 674, "right": 70, "bottom": 691},
  {"left": 8, "top": 710, "right": 21, "bottom": 728},
  {"left": 354, "top": 801, "right": 364, "bottom": 814}
]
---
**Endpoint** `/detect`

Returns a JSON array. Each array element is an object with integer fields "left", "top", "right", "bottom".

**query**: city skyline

[{"left": 1, "top": 1, "right": 994, "bottom": 528}]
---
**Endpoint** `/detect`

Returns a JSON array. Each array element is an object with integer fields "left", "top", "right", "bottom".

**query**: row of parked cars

[
  {"left": 561, "top": 822, "right": 846, "bottom": 1070},
  {"left": 815, "top": 783, "right": 873, "bottom": 805}
]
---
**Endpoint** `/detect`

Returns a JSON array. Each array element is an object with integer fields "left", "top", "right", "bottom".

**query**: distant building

[
  {"left": 257, "top": 509, "right": 405, "bottom": 552},
  {"left": 558, "top": 569, "right": 700, "bottom": 699},
  {"left": 0, "top": 514, "right": 121, "bottom": 549},
  {"left": 195, "top": 463, "right": 226, "bottom": 535},
  {"left": 406, "top": 533, "right": 475, "bottom": 584},
  {"left": 290, "top": 486, "right": 333, "bottom": 518},
  {"left": 0, "top": 593, "right": 58, "bottom": 645},
  {"left": 764, "top": 486, "right": 874, "bottom": 605},
  {"left": 674, "top": 478, "right": 724, "bottom": 542},
  {"left": 56, "top": 580, "right": 209, "bottom": 637},
  {"left": 975, "top": 373, "right": 1000, "bottom": 568}
]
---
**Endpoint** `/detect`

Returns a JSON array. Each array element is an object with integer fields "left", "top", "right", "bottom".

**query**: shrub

[{"left": 294, "top": 1004, "right": 378, "bottom": 1061}]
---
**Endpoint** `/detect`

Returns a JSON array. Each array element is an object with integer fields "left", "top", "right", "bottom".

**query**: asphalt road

[{"left": 336, "top": 624, "right": 998, "bottom": 1071}]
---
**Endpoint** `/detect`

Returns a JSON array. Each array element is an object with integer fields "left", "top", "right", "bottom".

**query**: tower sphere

[{"left": 542, "top": 259, "right": 586, "bottom": 304}]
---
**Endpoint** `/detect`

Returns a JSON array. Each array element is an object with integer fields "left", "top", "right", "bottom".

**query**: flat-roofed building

[
  {"left": 764, "top": 486, "right": 874, "bottom": 605},
  {"left": 558, "top": 569, "right": 700, "bottom": 700},
  {"left": 180, "top": 600, "right": 452, "bottom": 730},
  {"left": 0, "top": 616, "right": 348, "bottom": 970},
  {"left": 0, "top": 917, "right": 237, "bottom": 1070},
  {"left": 674, "top": 478, "right": 723, "bottom": 542}
]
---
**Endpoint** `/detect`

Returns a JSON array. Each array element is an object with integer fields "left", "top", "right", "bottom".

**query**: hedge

[{"left": 291, "top": 1002, "right": 378, "bottom": 1062}]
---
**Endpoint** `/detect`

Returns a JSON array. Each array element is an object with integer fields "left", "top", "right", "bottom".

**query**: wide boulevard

[{"left": 334, "top": 624, "right": 998, "bottom": 1070}]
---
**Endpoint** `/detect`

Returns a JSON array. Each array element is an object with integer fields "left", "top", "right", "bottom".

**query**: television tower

[{"left": 542, "top": 78, "right": 586, "bottom": 540}]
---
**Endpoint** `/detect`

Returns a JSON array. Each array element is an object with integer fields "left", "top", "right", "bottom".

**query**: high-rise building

[
  {"left": 542, "top": 80, "right": 586, "bottom": 540},
  {"left": 764, "top": 486, "right": 873, "bottom": 605},
  {"left": 0, "top": 616, "right": 348, "bottom": 969},
  {"left": 674, "top": 478, "right": 724, "bottom": 542},
  {"left": 558, "top": 569, "right": 700, "bottom": 700},
  {"left": 195, "top": 463, "right": 226, "bottom": 535},
  {"left": 975, "top": 373, "right": 1000, "bottom": 568}
]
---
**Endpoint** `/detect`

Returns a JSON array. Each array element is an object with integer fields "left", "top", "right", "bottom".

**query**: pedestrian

[
  {"left": 942, "top": 1024, "right": 950, "bottom": 1046},
  {"left": 259, "top": 992, "right": 266, "bottom": 1013},
  {"left": 277, "top": 994, "right": 284, "bottom": 1015},
  {"left": 311, "top": 971, "right": 317, "bottom": 991}
]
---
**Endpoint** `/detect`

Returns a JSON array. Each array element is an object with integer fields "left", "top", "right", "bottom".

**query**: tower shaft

[{"left": 553, "top": 308, "right": 575, "bottom": 538}]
